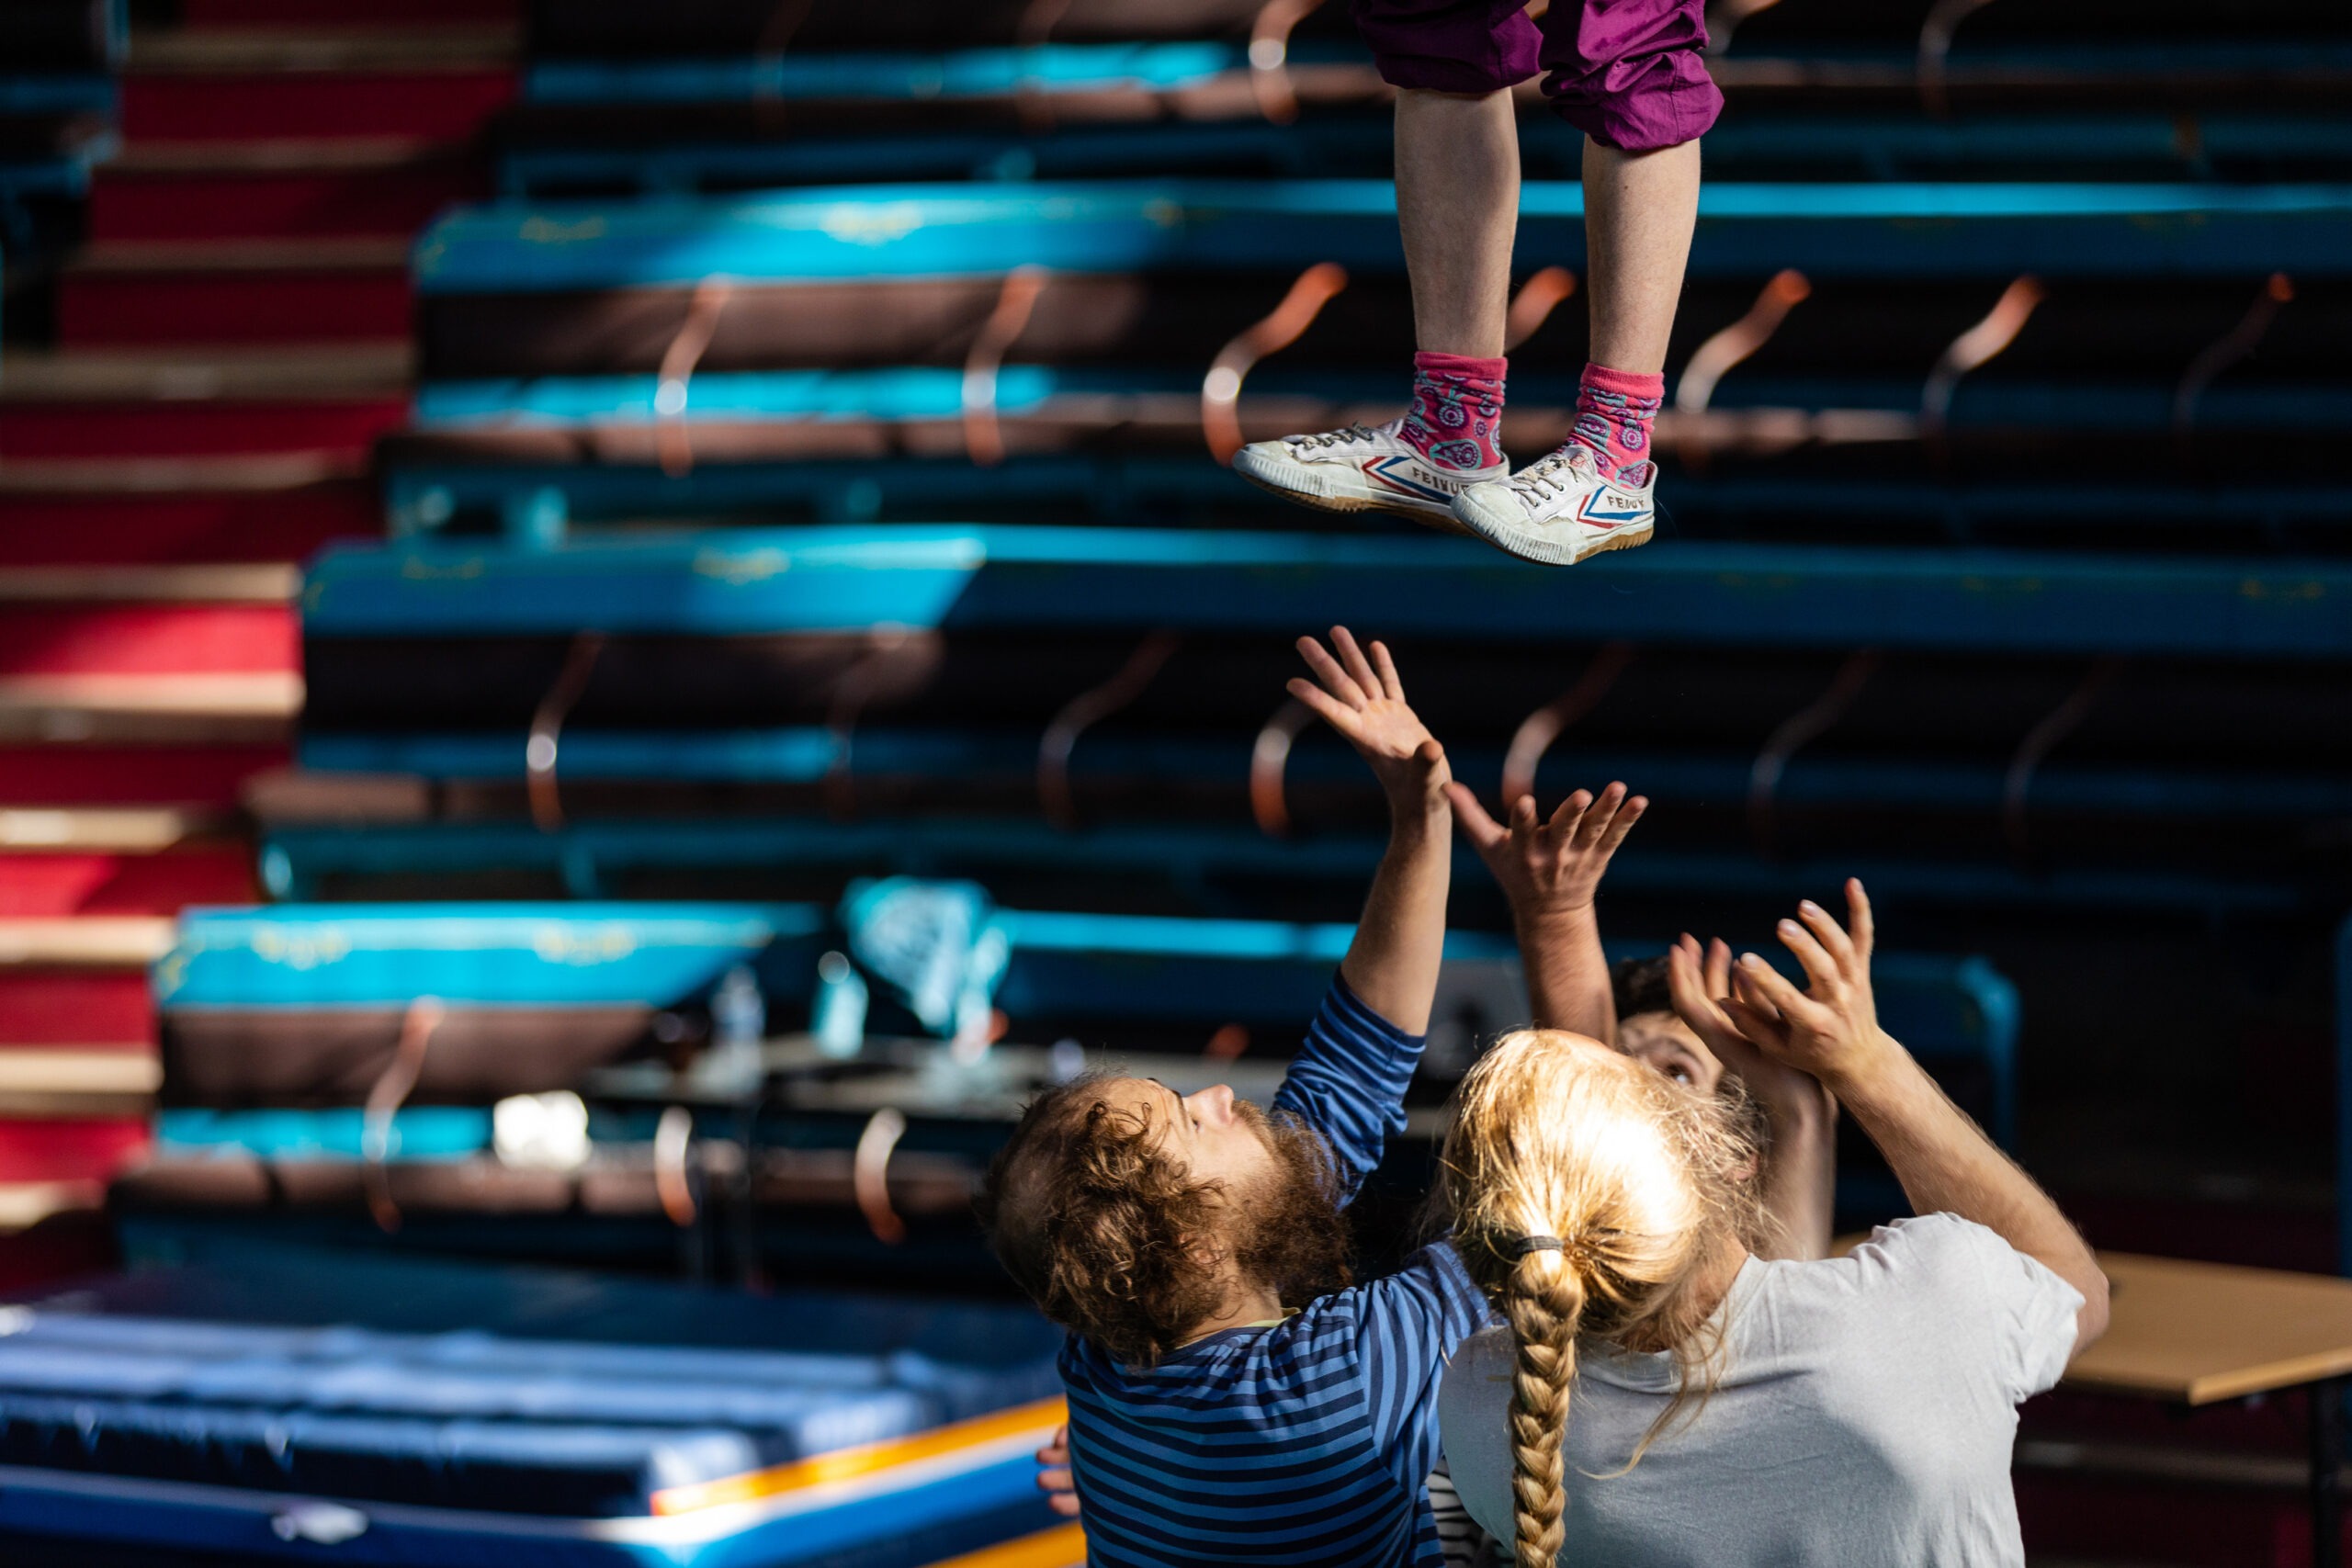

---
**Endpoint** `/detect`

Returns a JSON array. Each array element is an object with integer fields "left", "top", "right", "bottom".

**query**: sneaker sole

[
  {"left": 1452, "top": 502, "right": 1656, "bottom": 567},
  {"left": 1231, "top": 446, "right": 1474, "bottom": 534}
]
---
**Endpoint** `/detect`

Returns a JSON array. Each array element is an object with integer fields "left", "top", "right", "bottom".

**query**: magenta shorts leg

[
  {"left": 1539, "top": 0, "right": 1722, "bottom": 152},
  {"left": 1352, "top": 0, "right": 1542, "bottom": 96}
]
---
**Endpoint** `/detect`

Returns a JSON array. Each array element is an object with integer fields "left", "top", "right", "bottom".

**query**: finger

[
  {"left": 1368, "top": 638, "right": 1406, "bottom": 704},
  {"left": 1510, "top": 795, "right": 1542, "bottom": 840},
  {"left": 1284, "top": 676, "right": 1357, "bottom": 733},
  {"left": 1847, "top": 878, "right": 1875, "bottom": 963},
  {"left": 1723, "top": 994, "right": 1793, "bottom": 1055},
  {"left": 1294, "top": 636, "right": 1367, "bottom": 709},
  {"left": 1730, "top": 962, "right": 1784, "bottom": 1021},
  {"left": 1328, "top": 626, "right": 1382, "bottom": 701},
  {"left": 1774, "top": 916, "right": 1842, "bottom": 993},
  {"left": 1442, "top": 782, "right": 1509, "bottom": 852},
  {"left": 1736, "top": 953, "right": 1836, "bottom": 1030},
  {"left": 1703, "top": 937, "right": 1732, "bottom": 1001},
  {"left": 1795, "top": 897, "right": 1856, "bottom": 972},
  {"left": 1048, "top": 1491, "right": 1082, "bottom": 1518},
  {"left": 1038, "top": 1466, "right": 1073, "bottom": 1490},
  {"left": 1571, "top": 782, "right": 1628, "bottom": 850},
  {"left": 1544, "top": 788, "right": 1594, "bottom": 842},
  {"left": 1668, "top": 938, "right": 1748, "bottom": 1051},
  {"left": 1593, "top": 794, "right": 1648, "bottom": 856},
  {"left": 1665, "top": 940, "right": 1723, "bottom": 1032},
  {"left": 1036, "top": 1425, "right": 1069, "bottom": 1464}
]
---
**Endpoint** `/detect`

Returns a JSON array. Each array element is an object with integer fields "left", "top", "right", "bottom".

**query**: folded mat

[{"left": 0, "top": 1249, "right": 1067, "bottom": 1566}]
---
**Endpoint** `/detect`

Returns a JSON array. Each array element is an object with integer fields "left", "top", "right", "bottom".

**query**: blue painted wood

[
  {"left": 302, "top": 528, "right": 2352, "bottom": 660},
  {"left": 412, "top": 179, "right": 2352, "bottom": 292}
]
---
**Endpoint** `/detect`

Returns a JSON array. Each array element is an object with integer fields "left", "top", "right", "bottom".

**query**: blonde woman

[{"left": 1438, "top": 882, "right": 2109, "bottom": 1567}]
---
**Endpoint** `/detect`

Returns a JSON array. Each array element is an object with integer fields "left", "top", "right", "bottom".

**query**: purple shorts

[{"left": 1354, "top": 0, "right": 1722, "bottom": 152}]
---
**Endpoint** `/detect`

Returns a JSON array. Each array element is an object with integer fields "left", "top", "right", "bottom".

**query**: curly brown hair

[{"left": 976, "top": 1073, "right": 1351, "bottom": 1367}]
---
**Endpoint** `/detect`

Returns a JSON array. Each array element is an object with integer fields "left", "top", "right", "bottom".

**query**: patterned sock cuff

[{"left": 1414, "top": 350, "right": 1509, "bottom": 383}]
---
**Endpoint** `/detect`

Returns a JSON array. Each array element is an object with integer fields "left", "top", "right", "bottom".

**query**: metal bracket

[
  {"left": 362, "top": 996, "right": 445, "bottom": 1235},
  {"left": 1249, "top": 0, "right": 1326, "bottom": 123},
  {"left": 1249, "top": 697, "right": 1316, "bottom": 838},
  {"left": 1040, "top": 631, "right": 1182, "bottom": 829},
  {"left": 1501, "top": 642, "right": 1635, "bottom": 807},
  {"left": 527, "top": 631, "right": 606, "bottom": 833},
  {"left": 656, "top": 279, "right": 733, "bottom": 479},
  {"left": 2175, "top": 273, "right": 2292, "bottom": 436},
  {"left": 2004, "top": 656, "right": 2125, "bottom": 866},
  {"left": 1749, "top": 650, "right": 1881, "bottom": 860},
  {"left": 964, "top": 266, "right": 1050, "bottom": 468},
  {"left": 1204, "top": 263, "right": 1349, "bottom": 463},
  {"left": 1674, "top": 269, "right": 1810, "bottom": 472}
]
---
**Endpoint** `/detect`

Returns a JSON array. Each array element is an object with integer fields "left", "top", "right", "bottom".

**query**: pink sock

[
  {"left": 1397, "top": 351, "right": 1506, "bottom": 473},
  {"left": 1567, "top": 363, "right": 1665, "bottom": 486}
]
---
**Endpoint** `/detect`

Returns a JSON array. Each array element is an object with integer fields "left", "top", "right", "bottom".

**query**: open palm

[{"left": 1287, "top": 626, "right": 1450, "bottom": 805}]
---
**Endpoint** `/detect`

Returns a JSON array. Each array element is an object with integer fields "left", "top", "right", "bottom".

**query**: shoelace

[
  {"left": 1510, "top": 446, "right": 1592, "bottom": 501},
  {"left": 1292, "top": 424, "right": 1381, "bottom": 451}
]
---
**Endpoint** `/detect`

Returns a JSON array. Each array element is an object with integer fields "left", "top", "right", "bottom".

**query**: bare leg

[
  {"left": 1395, "top": 87, "right": 1520, "bottom": 359},
  {"left": 1582, "top": 137, "right": 1701, "bottom": 374}
]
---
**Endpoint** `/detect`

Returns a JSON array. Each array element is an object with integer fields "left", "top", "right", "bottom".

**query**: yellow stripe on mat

[
  {"left": 650, "top": 1396, "right": 1069, "bottom": 1516},
  {"left": 922, "top": 1522, "right": 1087, "bottom": 1568}
]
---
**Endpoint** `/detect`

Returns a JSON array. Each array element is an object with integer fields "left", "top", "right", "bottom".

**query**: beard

[{"left": 1228, "top": 1099, "right": 1353, "bottom": 1309}]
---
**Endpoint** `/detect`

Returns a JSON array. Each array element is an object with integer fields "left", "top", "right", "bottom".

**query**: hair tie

[{"left": 1511, "top": 1235, "right": 1566, "bottom": 1258}]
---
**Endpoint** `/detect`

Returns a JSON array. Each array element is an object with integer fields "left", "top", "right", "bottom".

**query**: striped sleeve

[
  {"left": 1353, "top": 1242, "right": 1492, "bottom": 1469},
  {"left": 1271, "top": 975, "right": 1426, "bottom": 1203}
]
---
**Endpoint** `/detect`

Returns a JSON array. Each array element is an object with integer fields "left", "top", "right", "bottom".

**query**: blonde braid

[
  {"left": 1442, "top": 1029, "right": 1763, "bottom": 1566},
  {"left": 1503, "top": 1252, "right": 1584, "bottom": 1568}
]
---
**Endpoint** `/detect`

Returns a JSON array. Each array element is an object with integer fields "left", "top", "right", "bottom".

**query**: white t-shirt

[{"left": 1440, "top": 1213, "right": 2084, "bottom": 1568}]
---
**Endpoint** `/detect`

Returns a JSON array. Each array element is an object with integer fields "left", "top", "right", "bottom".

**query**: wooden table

[{"left": 2064, "top": 1252, "right": 2352, "bottom": 1568}]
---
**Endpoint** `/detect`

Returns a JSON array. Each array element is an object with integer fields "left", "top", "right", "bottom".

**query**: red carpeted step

[
  {"left": 0, "top": 973, "right": 157, "bottom": 1045},
  {"left": 0, "top": 490, "right": 378, "bottom": 566},
  {"left": 182, "top": 0, "right": 518, "bottom": 23},
  {"left": 0, "top": 1213, "right": 119, "bottom": 1293},
  {"left": 0, "top": 748, "right": 288, "bottom": 807},
  {"left": 0, "top": 605, "right": 297, "bottom": 677},
  {"left": 0, "top": 852, "right": 256, "bottom": 918},
  {"left": 0, "top": 1119, "right": 149, "bottom": 1185},
  {"left": 91, "top": 160, "right": 483, "bottom": 243},
  {"left": 0, "top": 400, "right": 407, "bottom": 461},
  {"left": 123, "top": 72, "right": 513, "bottom": 143},
  {"left": 60, "top": 265, "right": 412, "bottom": 346}
]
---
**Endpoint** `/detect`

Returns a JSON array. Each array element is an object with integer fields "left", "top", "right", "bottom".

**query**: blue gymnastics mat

[{"left": 0, "top": 1250, "right": 1067, "bottom": 1567}]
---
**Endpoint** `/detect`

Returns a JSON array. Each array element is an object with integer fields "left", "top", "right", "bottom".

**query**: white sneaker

[
  {"left": 1450, "top": 444, "right": 1656, "bottom": 566},
  {"left": 1232, "top": 420, "right": 1506, "bottom": 530}
]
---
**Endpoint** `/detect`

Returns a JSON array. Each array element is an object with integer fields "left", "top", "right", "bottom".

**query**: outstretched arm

[
  {"left": 1668, "top": 935, "right": 1837, "bottom": 1260},
  {"left": 1681, "top": 881, "right": 2108, "bottom": 1349},
  {"left": 1287, "top": 627, "right": 1453, "bottom": 1034},
  {"left": 1444, "top": 781, "right": 1645, "bottom": 1043}
]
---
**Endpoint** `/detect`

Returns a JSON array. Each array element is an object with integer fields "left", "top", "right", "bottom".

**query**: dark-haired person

[{"left": 981, "top": 627, "right": 1639, "bottom": 1568}]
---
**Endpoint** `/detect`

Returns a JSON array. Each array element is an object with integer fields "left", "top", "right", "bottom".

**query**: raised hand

[
  {"left": 1443, "top": 781, "right": 1645, "bottom": 927},
  {"left": 1288, "top": 626, "right": 1450, "bottom": 812},
  {"left": 1684, "top": 878, "right": 1893, "bottom": 1096},
  {"left": 1035, "top": 1424, "right": 1080, "bottom": 1518},
  {"left": 1667, "top": 931, "right": 1838, "bottom": 1261}
]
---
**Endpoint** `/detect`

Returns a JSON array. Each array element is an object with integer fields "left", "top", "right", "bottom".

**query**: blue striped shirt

[{"left": 1060, "top": 977, "right": 1490, "bottom": 1567}]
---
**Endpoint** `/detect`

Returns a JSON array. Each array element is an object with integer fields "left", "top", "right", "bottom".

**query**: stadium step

[
  {"left": 57, "top": 238, "right": 413, "bottom": 345},
  {"left": 117, "top": 25, "right": 514, "bottom": 155},
  {"left": 0, "top": 400, "right": 408, "bottom": 460},
  {"left": 0, "top": 489, "right": 378, "bottom": 568},
  {"left": 90, "top": 141, "right": 486, "bottom": 243},
  {"left": 180, "top": 0, "right": 519, "bottom": 27}
]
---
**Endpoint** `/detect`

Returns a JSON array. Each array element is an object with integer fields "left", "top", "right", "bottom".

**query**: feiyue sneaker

[
  {"left": 1232, "top": 420, "right": 1506, "bottom": 531},
  {"left": 1450, "top": 444, "right": 1656, "bottom": 566}
]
